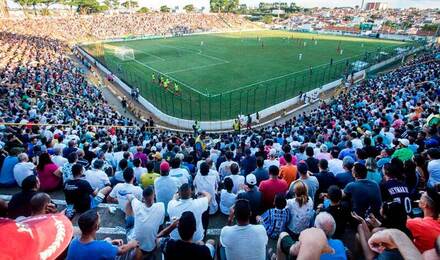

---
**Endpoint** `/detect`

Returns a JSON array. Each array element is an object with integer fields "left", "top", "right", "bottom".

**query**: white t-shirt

[
  {"left": 328, "top": 159, "right": 344, "bottom": 175},
  {"left": 220, "top": 189, "right": 237, "bottom": 215},
  {"left": 286, "top": 197, "right": 314, "bottom": 234},
  {"left": 109, "top": 183, "right": 143, "bottom": 211},
  {"left": 84, "top": 169, "right": 110, "bottom": 190},
  {"left": 218, "top": 161, "right": 238, "bottom": 179},
  {"left": 13, "top": 162, "right": 35, "bottom": 187},
  {"left": 169, "top": 168, "right": 190, "bottom": 187},
  {"left": 130, "top": 199, "right": 165, "bottom": 252},
  {"left": 51, "top": 155, "right": 68, "bottom": 168},
  {"left": 133, "top": 167, "right": 147, "bottom": 184},
  {"left": 194, "top": 174, "right": 218, "bottom": 214},
  {"left": 167, "top": 197, "right": 208, "bottom": 242},
  {"left": 263, "top": 159, "right": 280, "bottom": 170},
  {"left": 220, "top": 224, "right": 268, "bottom": 260},
  {"left": 224, "top": 175, "right": 245, "bottom": 194}
]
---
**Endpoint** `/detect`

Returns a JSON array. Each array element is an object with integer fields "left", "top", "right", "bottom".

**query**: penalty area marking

[{"left": 163, "top": 60, "right": 229, "bottom": 75}]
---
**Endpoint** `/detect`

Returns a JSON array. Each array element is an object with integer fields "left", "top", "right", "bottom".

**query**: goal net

[{"left": 114, "top": 46, "right": 135, "bottom": 61}]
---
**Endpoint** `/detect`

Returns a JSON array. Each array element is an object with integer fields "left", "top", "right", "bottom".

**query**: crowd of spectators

[
  {"left": 0, "top": 14, "right": 439, "bottom": 260},
  {"left": 0, "top": 13, "right": 255, "bottom": 42}
]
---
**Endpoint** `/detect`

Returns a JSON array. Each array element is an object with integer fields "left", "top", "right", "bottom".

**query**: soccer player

[
  {"left": 299, "top": 53, "right": 303, "bottom": 61},
  {"left": 174, "top": 83, "right": 180, "bottom": 95},
  {"left": 151, "top": 73, "right": 155, "bottom": 82}
]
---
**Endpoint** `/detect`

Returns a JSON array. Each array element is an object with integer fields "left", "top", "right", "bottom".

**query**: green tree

[
  {"left": 137, "top": 6, "right": 149, "bottom": 13},
  {"left": 210, "top": 0, "right": 237, "bottom": 13},
  {"left": 121, "top": 0, "right": 137, "bottom": 8},
  {"left": 110, "top": 0, "right": 119, "bottom": 9},
  {"left": 422, "top": 23, "right": 439, "bottom": 33},
  {"left": 103, "top": 0, "right": 111, "bottom": 9},
  {"left": 262, "top": 14, "right": 272, "bottom": 24},
  {"left": 160, "top": 5, "right": 170, "bottom": 12},
  {"left": 183, "top": 4, "right": 194, "bottom": 12}
]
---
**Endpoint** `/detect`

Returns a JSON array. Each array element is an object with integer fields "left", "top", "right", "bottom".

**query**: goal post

[{"left": 114, "top": 46, "right": 135, "bottom": 61}]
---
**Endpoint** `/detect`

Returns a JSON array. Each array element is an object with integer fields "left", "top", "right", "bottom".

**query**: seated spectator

[
  {"left": 258, "top": 193, "right": 290, "bottom": 239},
  {"left": 286, "top": 181, "right": 314, "bottom": 239},
  {"left": 320, "top": 185, "right": 350, "bottom": 240},
  {"left": 380, "top": 163, "right": 412, "bottom": 214},
  {"left": 289, "top": 162, "right": 319, "bottom": 200},
  {"left": 392, "top": 139, "right": 414, "bottom": 162},
  {"left": 194, "top": 162, "right": 218, "bottom": 215},
  {"left": 132, "top": 158, "right": 147, "bottom": 185},
  {"left": 427, "top": 148, "right": 440, "bottom": 189},
  {"left": 133, "top": 146, "right": 148, "bottom": 167},
  {"left": 154, "top": 161, "right": 178, "bottom": 216},
  {"left": 8, "top": 175, "right": 39, "bottom": 219},
  {"left": 328, "top": 148, "right": 344, "bottom": 175},
  {"left": 305, "top": 147, "right": 319, "bottom": 173},
  {"left": 108, "top": 167, "right": 143, "bottom": 212},
  {"left": 316, "top": 144, "right": 331, "bottom": 161},
  {"left": 140, "top": 161, "right": 160, "bottom": 188},
  {"left": 0, "top": 150, "right": 19, "bottom": 187},
  {"left": 13, "top": 153, "right": 35, "bottom": 187},
  {"left": 64, "top": 164, "right": 111, "bottom": 218},
  {"left": 169, "top": 157, "right": 190, "bottom": 187},
  {"left": 220, "top": 177, "right": 236, "bottom": 216},
  {"left": 344, "top": 163, "right": 382, "bottom": 217},
  {"left": 259, "top": 165, "right": 288, "bottom": 210},
  {"left": 51, "top": 147, "right": 67, "bottom": 168},
  {"left": 279, "top": 153, "right": 298, "bottom": 187},
  {"left": 237, "top": 173, "right": 262, "bottom": 224},
  {"left": 220, "top": 199, "right": 268, "bottom": 260},
  {"left": 264, "top": 149, "right": 280, "bottom": 169},
  {"left": 224, "top": 163, "right": 244, "bottom": 194},
  {"left": 66, "top": 210, "right": 139, "bottom": 260},
  {"left": 167, "top": 183, "right": 211, "bottom": 242},
  {"left": 338, "top": 141, "right": 356, "bottom": 161},
  {"left": 111, "top": 159, "right": 128, "bottom": 186},
  {"left": 241, "top": 148, "right": 257, "bottom": 175},
  {"left": 84, "top": 159, "right": 111, "bottom": 190},
  {"left": 315, "top": 159, "right": 337, "bottom": 203},
  {"left": 62, "top": 152, "right": 78, "bottom": 184},
  {"left": 125, "top": 186, "right": 165, "bottom": 258},
  {"left": 28, "top": 192, "right": 58, "bottom": 217},
  {"left": 277, "top": 212, "right": 347, "bottom": 260},
  {"left": 253, "top": 156, "right": 269, "bottom": 185},
  {"left": 36, "top": 152, "right": 61, "bottom": 191},
  {"left": 158, "top": 211, "right": 215, "bottom": 260},
  {"left": 406, "top": 188, "right": 440, "bottom": 253},
  {"left": 335, "top": 156, "right": 355, "bottom": 189}
]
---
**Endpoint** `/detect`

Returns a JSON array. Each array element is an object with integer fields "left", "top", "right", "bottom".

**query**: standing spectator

[
  {"left": 108, "top": 168, "right": 143, "bottom": 212},
  {"left": 237, "top": 173, "right": 262, "bottom": 224},
  {"left": 315, "top": 159, "right": 337, "bottom": 202},
  {"left": 194, "top": 162, "right": 218, "bottom": 215},
  {"left": 320, "top": 185, "right": 351, "bottom": 240},
  {"left": 328, "top": 148, "right": 344, "bottom": 175},
  {"left": 392, "top": 139, "right": 414, "bottom": 162},
  {"left": 264, "top": 149, "right": 280, "bottom": 169},
  {"left": 66, "top": 210, "right": 139, "bottom": 260},
  {"left": 253, "top": 157, "right": 269, "bottom": 185},
  {"left": 241, "top": 148, "right": 256, "bottom": 175},
  {"left": 335, "top": 156, "right": 355, "bottom": 189},
  {"left": 279, "top": 153, "right": 298, "bottom": 187},
  {"left": 125, "top": 186, "right": 165, "bottom": 258},
  {"left": 220, "top": 199, "right": 268, "bottom": 260},
  {"left": 36, "top": 152, "right": 61, "bottom": 191},
  {"left": 167, "top": 183, "right": 211, "bottom": 242},
  {"left": 259, "top": 165, "right": 288, "bottom": 210},
  {"left": 13, "top": 153, "right": 35, "bottom": 187},
  {"left": 133, "top": 146, "right": 148, "bottom": 167},
  {"left": 286, "top": 181, "right": 314, "bottom": 239},
  {"left": 7, "top": 175, "right": 39, "bottom": 219},
  {"left": 154, "top": 161, "right": 178, "bottom": 216},
  {"left": 220, "top": 178, "right": 236, "bottom": 216},
  {"left": 344, "top": 163, "right": 382, "bottom": 217},
  {"left": 316, "top": 145, "right": 331, "bottom": 161},
  {"left": 365, "top": 158, "right": 382, "bottom": 185}
]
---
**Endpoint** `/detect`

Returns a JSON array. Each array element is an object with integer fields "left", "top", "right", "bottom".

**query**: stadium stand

[{"left": 0, "top": 12, "right": 439, "bottom": 260}]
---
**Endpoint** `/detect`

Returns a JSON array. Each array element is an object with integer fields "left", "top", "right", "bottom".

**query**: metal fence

[{"left": 87, "top": 43, "right": 417, "bottom": 121}]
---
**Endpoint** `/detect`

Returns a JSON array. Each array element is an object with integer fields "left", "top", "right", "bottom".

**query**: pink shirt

[{"left": 37, "top": 163, "right": 60, "bottom": 191}]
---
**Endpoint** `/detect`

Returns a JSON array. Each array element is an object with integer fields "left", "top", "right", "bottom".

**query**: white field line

[
  {"left": 156, "top": 43, "right": 230, "bottom": 63},
  {"left": 132, "top": 48, "right": 166, "bottom": 61},
  {"left": 164, "top": 61, "right": 229, "bottom": 75},
  {"left": 132, "top": 59, "right": 206, "bottom": 96}
]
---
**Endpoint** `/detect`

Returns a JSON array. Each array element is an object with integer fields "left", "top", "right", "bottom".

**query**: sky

[{"left": 241, "top": 0, "right": 440, "bottom": 9}]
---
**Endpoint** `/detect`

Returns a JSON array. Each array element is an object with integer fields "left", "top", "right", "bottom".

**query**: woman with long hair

[
  {"left": 37, "top": 152, "right": 61, "bottom": 191},
  {"left": 286, "top": 180, "right": 314, "bottom": 240}
]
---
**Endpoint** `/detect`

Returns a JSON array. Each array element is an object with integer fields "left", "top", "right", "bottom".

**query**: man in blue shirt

[
  {"left": 0, "top": 153, "right": 18, "bottom": 187},
  {"left": 67, "top": 210, "right": 138, "bottom": 260}
]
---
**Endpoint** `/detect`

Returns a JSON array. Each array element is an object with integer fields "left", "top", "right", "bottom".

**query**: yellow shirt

[{"left": 140, "top": 172, "right": 160, "bottom": 188}]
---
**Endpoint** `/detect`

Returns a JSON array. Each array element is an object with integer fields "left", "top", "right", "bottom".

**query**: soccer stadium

[{"left": 0, "top": 1, "right": 440, "bottom": 260}]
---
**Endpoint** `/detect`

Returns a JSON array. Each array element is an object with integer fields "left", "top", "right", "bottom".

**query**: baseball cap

[
  {"left": 0, "top": 214, "right": 73, "bottom": 260},
  {"left": 154, "top": 152, "right": 162, "bottom": 160},
  {"left": 160, "top": 161, "right": 170, "bottom": 172},
  {"left": 246, "top": 173, "right": 257, "bottom": 186},
  {"left": 398, "top": 138, "right": 409, "bottom": 147}
]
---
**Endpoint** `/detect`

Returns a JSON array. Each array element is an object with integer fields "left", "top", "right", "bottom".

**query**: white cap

[
  {"left": 398, "top": 138, "right": 409, "bottom": 147},
  {"left": 246, "top": 174, "right": 257, "bottom": 186}
]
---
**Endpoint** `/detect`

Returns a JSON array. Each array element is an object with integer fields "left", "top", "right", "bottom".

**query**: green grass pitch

[{"left": 84, "top": 30, "right": 407, "bottom": 121}]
